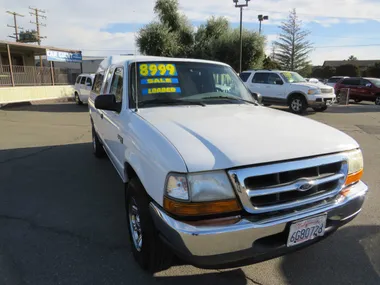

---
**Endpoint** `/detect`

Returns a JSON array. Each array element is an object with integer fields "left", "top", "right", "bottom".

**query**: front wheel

[
  {"left": 126, "top": 178, "right": 173, "bottom": 272},
  {"left": 75, "top": 92, "right": 83, "bottom": 105},
  {"left": 312, "top": 105, "right": 328, "bottom": 112},
  {"left": 289, "top": 95, "right": 307, "bottom": 114},
  {"left": 375, "top": 96, "right": 380, "bottom": 105}
]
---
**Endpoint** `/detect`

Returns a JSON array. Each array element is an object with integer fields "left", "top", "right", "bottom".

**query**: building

[
  {"left": 0, "top": 40, "right": 82, "bottom": 105},
  {"left": 323, "top": 60, "right": 380, "bottom": 72}
]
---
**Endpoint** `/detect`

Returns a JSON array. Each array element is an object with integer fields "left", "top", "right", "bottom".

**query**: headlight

[
  {"left": 164, "top": 171, "right": 241, "bottom": 216},
  {"left": 345, "top": 149, "right": 364, "bottom": 186},
  {"left": 308, "top": 88, "right": 321, "bottom": 95}
]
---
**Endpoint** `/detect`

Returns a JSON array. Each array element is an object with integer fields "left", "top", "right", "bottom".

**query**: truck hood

[{"left": 138, "top": 105, "right": 358, "bottom": 172}]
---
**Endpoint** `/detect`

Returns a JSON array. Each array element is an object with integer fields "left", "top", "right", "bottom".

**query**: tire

[
  {"left": 75, "top": 92, "right": 83, "bottom": 105},
  {"left": 126, "top": 178, "right": 173, "bottom": 273},
  {"left": 289, "top": 95, "right": 307, "bottom": 114},
  {"left": 354, "top": 99, "right": 362, "bottom": 103},
  {"left": 312, "top": 106, "right": 328, "bottom": 112},
  {"left": 92, "top": 126, "right": 105, "bottom": 158},
  {"left": 375, "top": 96, "right": 380, "bottom": 106}
]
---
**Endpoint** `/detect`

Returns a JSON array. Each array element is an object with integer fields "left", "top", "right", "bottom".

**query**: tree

[
  {"left": 336, "top": 64, "right": 360, "bottom": 77},
  {"left": 137, "top": 0, "right": 265, "bottom": 71},
  {"left": 322, "top": 66, "right": 336, "bottom": 78},
  {"left": 298, "top": 64, "right": 312, "bottom": 77},
  {"left": 273, "top": 9, "right": 313, "bottom": 72},
  {"left": 348, "top": 55, "right": 358, "bottom": 61},
  {"left": 367, "top": 63, "right": 380, "bottom": 78},
  {"left": 262, "top": 55, "right": 281, "bottom": 70},
  {"left": 311, "top": 67, "right": 324, "bottom": 78}
]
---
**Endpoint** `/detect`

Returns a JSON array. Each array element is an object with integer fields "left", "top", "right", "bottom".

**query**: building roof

[
  {"left": 0, "top": 40, "right": 81, "bottom": 55},
  {"left": 323, "top": 60, "right": 380, "bottom": 67}
]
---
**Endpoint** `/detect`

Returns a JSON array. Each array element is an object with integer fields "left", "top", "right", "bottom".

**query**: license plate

[{"left": 287, "top": 214, "right": 327, "bottom": 247}]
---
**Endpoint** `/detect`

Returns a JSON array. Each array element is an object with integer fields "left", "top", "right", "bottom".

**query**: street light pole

[
  {"left": 233, "top": 0, "right": 250, "bottom": 74},
  {"left": 258, "top": 14, "right": 269, "bottom": 35}
]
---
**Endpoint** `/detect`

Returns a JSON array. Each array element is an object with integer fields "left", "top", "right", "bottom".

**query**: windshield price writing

[{"left": 139, "top": 63, "right": 178, "bottom": 77}]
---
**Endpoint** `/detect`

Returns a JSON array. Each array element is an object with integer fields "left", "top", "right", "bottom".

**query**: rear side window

[
  {"left": 86, "top": 77, "right": 92, "bottom": 86},
  {"left": 252, "top": 72, "right": 270, "bottom": 84},
  {"left": 80, "top": 77, "right": 86, "bottom": 84},
  {"left": 76, "top": 76, "right": 82, "bottom": 84},
  {"left": 92, "top": 73, "right": 104, "bottom": 95},
  {"left": 342, "top": 78, "right": 360, "bottom": 85},
  {"left": 239, "top": 72, "right": 251, "bottom": 82}
]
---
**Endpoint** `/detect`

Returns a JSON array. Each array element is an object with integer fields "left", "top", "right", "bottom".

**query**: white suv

[
  {"left": 74, "top": 73, "right": 95, "bottom": 105},
  {"left": 240, "top": 70, "right": 336, "bottom": 114}
]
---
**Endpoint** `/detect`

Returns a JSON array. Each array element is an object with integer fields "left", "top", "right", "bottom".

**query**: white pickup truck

[{"left": 88, "top": 56, "right": 368, "bottom": 272}]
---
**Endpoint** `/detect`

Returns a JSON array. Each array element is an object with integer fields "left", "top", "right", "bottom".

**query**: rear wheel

[
  {"left": 312, "top": 105, "right": 328, "bottom": 112},
  {"left": 126, "top": 178, "right": 173, "bottom": 272},
  {"left": 375, "top": 96, "right": 380, "bottom": 106},
  {"left": 75, "top": 92, "right": 83, "bottom": 105},
  {"left": 289, "top": 95, "right": 307, "bottom": 114}
]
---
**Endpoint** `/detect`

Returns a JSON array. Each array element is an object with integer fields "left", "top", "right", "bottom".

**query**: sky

[{"left": 1, "top": 0, "right": 380, "bottom": 65}]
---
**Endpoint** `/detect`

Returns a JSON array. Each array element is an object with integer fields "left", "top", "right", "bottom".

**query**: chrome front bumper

[{"left": 150, "top": 181, "right": 368, "bottom": 268}]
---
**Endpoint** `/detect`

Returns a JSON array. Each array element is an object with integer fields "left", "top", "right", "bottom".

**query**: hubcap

[
  {"left": 129, "top": 197, "right": 143, "bottom": 251},
  {"left": 291, "top": 99, "right": 302, "bottom": 111}
]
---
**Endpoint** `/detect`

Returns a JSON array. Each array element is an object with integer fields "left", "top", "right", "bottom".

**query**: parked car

[
  {"left": 335, "top": 77, "right": 380, "bottom": 105},
  {"left": 89, "top": 56, "right": 368, "bottom": 272},
  {"left": 239, "top": 70, "right": 335, "bottom": 114},
  {"left": 74, "top": 73, "right": 95, "bottom": 104},
  {"left": 326, "top": 76, "right": 349, "bottom": 89}
]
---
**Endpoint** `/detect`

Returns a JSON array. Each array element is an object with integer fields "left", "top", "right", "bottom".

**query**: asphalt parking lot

[{"left": 1, "top": 101, "right": 379, "bottom": 285}]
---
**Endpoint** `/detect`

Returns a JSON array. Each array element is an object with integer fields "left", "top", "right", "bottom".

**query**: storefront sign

[{"left": 46, "top": 49, "right": 82, "bottom": 63}]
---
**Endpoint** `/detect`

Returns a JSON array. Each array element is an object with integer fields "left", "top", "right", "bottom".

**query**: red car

[{"left": 335, "top": 77, "right": 380, "bottom": 105}]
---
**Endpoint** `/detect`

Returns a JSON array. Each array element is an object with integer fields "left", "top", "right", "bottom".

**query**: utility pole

[
  {"left": 233, "top": 0, "right": 250, "bottom": 74},
  {"left": 29, "top": 7, "right": 47, "bottom": 67},
  {"left": 6, "top": 11, "right": 24, "bottom": 41}
]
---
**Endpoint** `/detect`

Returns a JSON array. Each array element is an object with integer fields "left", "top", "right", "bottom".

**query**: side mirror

[
  {"left": 275, "top": 80, "right": 283, "bottom": 85},
  {"left": 251, "top": 92, "right": 262, "bottom": 104},
  {"left": 95, "top": 94, "right": 121, "bottom": 112}
]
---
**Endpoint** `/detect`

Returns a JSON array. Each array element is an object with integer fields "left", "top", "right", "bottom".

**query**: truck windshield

[
  {"left": 280, "top": 72, "right": 306, "bottom": 83},
  {"left": 130, "top": 61, "right": 255, "bottom": 107}
]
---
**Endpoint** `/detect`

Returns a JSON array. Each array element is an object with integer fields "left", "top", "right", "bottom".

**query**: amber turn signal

[
  {"left": 163, "top": 196, "right": 242, "bottom": 216},
  {"left": 345, "top": 169, "right": 363, "bottom": 186}
]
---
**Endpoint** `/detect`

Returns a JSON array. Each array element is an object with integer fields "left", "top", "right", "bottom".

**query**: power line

[
  {"left": 6, "top": 11, "right": 24, "bottom": 41},
  {"left": 247, "top": 9, "right": 380, "bottom": 21}
]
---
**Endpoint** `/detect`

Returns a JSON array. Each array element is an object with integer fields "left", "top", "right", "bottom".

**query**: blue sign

[{"left": 46, "top": 49, "right": 82, "bottom": 63}]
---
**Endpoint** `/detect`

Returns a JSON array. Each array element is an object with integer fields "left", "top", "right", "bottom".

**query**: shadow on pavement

[
  {"left": 281, "top": 225, "right": 380, "bottom": 285},
  {"left": 1, "top": 102, "right": 88, "bottom": 113},
  {"left": 0, "top": 143, "right": 250, "bottom": 285}
]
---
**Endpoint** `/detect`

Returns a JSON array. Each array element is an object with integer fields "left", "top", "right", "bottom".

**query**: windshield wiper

[
  {"left": 138, "top": 98, "right": 205, "bottom": 107},
  {"left": 201, "top": 96, "right": 258, "bottom": 105}
]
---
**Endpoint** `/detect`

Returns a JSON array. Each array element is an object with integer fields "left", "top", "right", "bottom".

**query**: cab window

[
  {"left": 76, "top": 76, "right": 82, "bottom": 84},
  {"left": 92, "top": 73, "right": 104, "bottom": 95},
  {"left": 110, "top": 67, "right": 124, "bottom": 103},
  {"left": 80, "top": 77, "right": 86, "bottom": 84},
  {"left": 86, "top": 77, "right": 92, "bottom": 86}
]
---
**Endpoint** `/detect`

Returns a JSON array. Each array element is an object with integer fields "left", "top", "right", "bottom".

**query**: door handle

[{"left": 100, "top": 113, "right": 103, "bottom": 119}]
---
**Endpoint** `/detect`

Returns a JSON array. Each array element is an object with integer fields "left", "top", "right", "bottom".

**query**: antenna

[{"left": 133, "top": 10, "right": 139, "bottom": 112}]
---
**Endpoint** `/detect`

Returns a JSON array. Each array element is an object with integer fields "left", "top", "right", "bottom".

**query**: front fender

[
  {"left": 123, "top": 111, "right": 188, "bottom": 206},
  {"left": 287, "top": 91, "right": 308, "bottom": 102}
]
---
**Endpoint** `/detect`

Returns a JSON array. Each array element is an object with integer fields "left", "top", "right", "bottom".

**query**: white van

[{"left": 74, "top": 73, "right": 95, "bottom": 104}]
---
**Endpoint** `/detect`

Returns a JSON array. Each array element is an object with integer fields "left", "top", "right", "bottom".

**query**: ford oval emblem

[{"left": 297, "top": 181, "right": 314, "bottom": 192}]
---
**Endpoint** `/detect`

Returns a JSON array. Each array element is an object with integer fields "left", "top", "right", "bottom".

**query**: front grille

[
  {"left": 321, "top": 88, "right": 332, "bottom": 94},
  {"left": 228, "top": 153, "right": 348, "bottom": 215}
]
